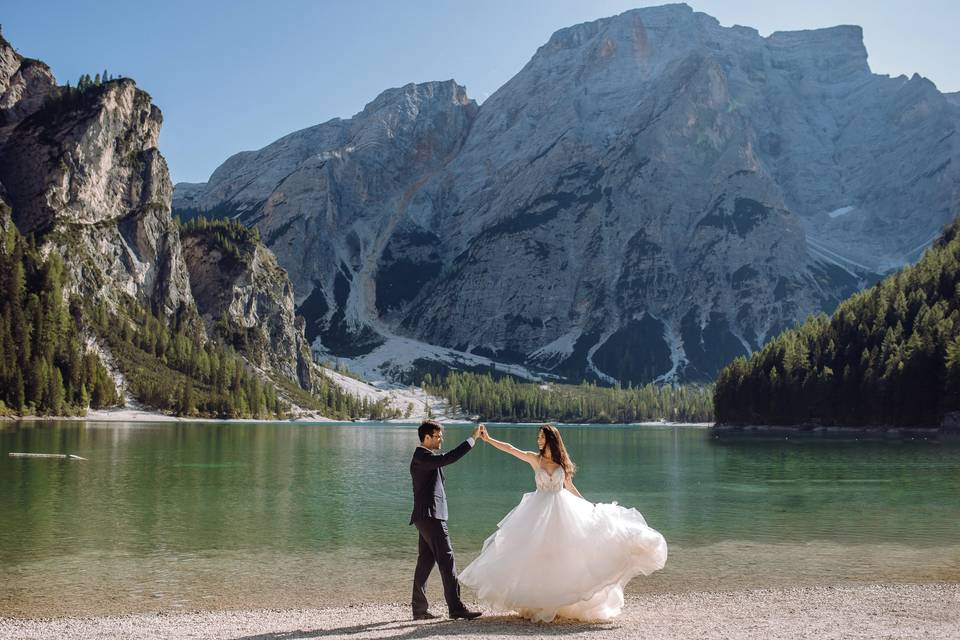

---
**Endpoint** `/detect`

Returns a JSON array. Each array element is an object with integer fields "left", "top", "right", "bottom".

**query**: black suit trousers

[{"left": 411, "top": 518, "right": 466, "bottom": 615}]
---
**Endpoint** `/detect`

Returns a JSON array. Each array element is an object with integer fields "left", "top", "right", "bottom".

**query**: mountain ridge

[
  {"left": 174, "top": 5, "right": 959, "bottom": 386},
  {"left": 0, "top": 32, "right": 391, "bottom": 419}
]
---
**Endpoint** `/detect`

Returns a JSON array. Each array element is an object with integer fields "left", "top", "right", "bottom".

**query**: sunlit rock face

[
  {"left": 175, "top": 80, "right": 478, "bottom": 358},
  {"left": 181, "top": 227, "right": 314, "bottom": 388},
  {"left": 0, "top": 34, "right": 314, "bottom": 389},
  {"left": 175, "top": 4, "right": 960, "bottom": 384},
  {"left": 0, "top": 33, "right": 193, "bottom": 320}
]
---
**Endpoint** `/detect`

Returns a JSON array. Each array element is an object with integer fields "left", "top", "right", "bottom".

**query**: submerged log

[{"left": 8, "top": 453, "right": 87, "bottom": 460}]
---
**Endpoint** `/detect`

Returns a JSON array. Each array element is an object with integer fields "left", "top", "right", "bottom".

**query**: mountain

[
  {"left": 0, "top": 42, "right": 194, "bottom": 322},
  {"left": 179, "top": 217, "right": 313, "bottom": 388},
  {"left": 174, "top": 80, "right": 479, "bottom": 361},
  {"left": 174, "top": 4, "right": 960, "bottom": 386},
  {"left": 714, "top": 217, "right": 960, "bottom": 428},
  {"left": 0, "top": 33, "right": 349, "bottom": 417}
]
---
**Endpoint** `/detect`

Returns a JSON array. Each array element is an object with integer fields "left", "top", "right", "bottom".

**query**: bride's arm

[
  {"left": 481, "top": 430, "right": 538, "bottom": 465},
  {"left": 564, "top": 475, "right": 586, "bottom": 500}
]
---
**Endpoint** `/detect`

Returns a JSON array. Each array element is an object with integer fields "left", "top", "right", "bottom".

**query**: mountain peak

[
  {"left": 765, "top": 25, "right": 869, "bottom": 76},
  {"left": 173, "top": 6, "right": 958, "bottom": 387},
  {"left": 359, "top": 80, "right": 474, "bottom": 118},
  {"left": 537, "top": 3, "right": 708, "bottom": 54},
  {"left": 529, "top": 5, "right": 870, "bottom": 82}
]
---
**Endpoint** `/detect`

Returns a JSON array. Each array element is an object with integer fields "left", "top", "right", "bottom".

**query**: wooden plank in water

[{"left": 8, "top": 453, "right": 87, "bottom": 461}]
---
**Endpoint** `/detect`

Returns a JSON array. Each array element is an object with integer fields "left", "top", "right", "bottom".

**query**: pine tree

[{"left": 715, "top": 217, "right": 960, "bottom": 427}]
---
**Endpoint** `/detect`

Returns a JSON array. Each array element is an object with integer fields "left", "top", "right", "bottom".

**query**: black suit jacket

[{"left": 409, "top": 439, "right": 474, "bottom": 524}]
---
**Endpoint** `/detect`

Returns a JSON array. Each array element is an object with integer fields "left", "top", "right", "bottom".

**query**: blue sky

[{"left": 4, "top": 1, "right": 958, "bottom": 184}]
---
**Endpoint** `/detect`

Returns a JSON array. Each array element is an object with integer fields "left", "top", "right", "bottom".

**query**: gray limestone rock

[
  {"left": 175, "top": 4, "right": 960, "bottom": 385},
  {"left": 0, "top": 34, "right": 315, "bottom": 391},
  {"left": 180, "top": 223, "right": 313, "bottom": 388},
  {"left": 175, "top": 80, "right": 478, "bottom": 358},
  {"left": 0, "top": 76, "right": 194, "bottom": 319}
]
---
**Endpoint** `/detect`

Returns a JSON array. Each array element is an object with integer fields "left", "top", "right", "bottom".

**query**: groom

[{"left": 410, "top": 419, "right": 484, "bottom": 621}]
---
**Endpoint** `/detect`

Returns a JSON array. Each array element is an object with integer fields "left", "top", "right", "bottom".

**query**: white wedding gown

[{"left": 459, "top": 461, "right": 668, "bottom": 622}]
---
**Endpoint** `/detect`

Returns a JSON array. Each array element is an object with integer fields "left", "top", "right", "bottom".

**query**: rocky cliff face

[
  {"left": 0, "top": 34, "right": 315, "bottom": 391},
  {"left": 0, "top": 36, "right": 193, "bottom": 320},
  {"left": 175, "top": 80, "right": 479, "bottom": 357},
  {"left": 180, "top": 222, "right": 313, "bottom": 387},
  {"left": 175, "top": 4, "right": 960, "bottom": 385}
]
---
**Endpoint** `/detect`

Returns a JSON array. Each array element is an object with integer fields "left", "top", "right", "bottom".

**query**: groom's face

[{"left": 423, "top": 428, "right": 444, "bottom": 450}]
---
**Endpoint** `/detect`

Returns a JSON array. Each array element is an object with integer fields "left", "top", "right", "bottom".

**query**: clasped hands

[{"left": 472, "top": 423, "right": 491, "bottom": 442}]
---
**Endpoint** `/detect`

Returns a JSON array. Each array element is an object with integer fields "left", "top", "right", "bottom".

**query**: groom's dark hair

[{"left": 418, "top": 419, "right": 442, "bottom": 442}]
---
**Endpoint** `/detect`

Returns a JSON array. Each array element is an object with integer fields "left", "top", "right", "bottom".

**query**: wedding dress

[{"left": 458, "top": 461, "right": 667, "bottom": 622}]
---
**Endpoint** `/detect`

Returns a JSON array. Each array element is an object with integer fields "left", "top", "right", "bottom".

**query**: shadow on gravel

[{"left": 228, "top": 614, "right": 615, "bottom": 639}]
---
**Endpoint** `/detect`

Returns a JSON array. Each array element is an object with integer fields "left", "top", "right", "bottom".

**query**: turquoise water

[{"left": 1, "top": 421, "right": 958, "bottom": 616}]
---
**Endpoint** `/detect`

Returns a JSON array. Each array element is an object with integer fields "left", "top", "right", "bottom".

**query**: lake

[{"left": 1, "top": 421, "right": 958, "bottom": 617}]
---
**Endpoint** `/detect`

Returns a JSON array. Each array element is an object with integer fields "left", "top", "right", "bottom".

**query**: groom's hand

[
  {"left": 472, "top": 424, "right": 483, "bottom": 441},
  {"left": 478, "top": 424, "right": 488, "bottom": 441}
]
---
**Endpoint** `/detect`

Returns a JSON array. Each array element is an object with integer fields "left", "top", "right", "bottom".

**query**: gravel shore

[{"left": 2, "top": 583, "right": 956, "bottom": 640}]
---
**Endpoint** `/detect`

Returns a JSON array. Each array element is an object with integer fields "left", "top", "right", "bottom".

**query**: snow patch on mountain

[
  {"left": 529, "top": 329, "right": 583, "bottom": 365},
  {"left": 327, "top": 335, "right": 550, "bottom": 386},
  {"left": 806, "top": 238, "right": 872, "bottom": 274},
  {"left": 585, "top": 331, "right": 619, "bottom": 385},
  {"left": 319, "top": 366, "right": 445, "bottom": 419},
  {"left": 654, "top": 324, "right": 687, "bottom": 384},
  {"left": 827, "top": 205, "right": 856, "bottom": 218}
]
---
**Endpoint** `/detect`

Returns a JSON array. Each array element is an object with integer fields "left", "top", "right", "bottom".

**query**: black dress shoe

[
  {"left": 413, "top": 611, "right": 439, "bottom": 620},
  {"left": 449, "top": 609, "right": 482, "bottom": 620}
]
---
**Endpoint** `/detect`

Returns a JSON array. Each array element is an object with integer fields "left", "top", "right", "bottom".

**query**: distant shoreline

[
  {"left": 11, "top": 412, "right": 957, "bottom": 435},
  {"left": 1, "top": 410, "right": 714, "bottom": 427},
  {"left": 1, "top": 407, "right": 337, "bottom": 424},
  {"left": 711, "top": 423, "right": 957, "bottom": 436}
]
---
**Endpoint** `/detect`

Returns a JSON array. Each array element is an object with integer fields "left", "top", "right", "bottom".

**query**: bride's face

[{"left": 537, "top": 429, "right": 546, "bottom": 450}]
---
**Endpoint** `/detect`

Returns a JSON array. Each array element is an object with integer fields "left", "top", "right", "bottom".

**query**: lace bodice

[{"left": 535, "top": 464, "right": 565, "bottom": 492}]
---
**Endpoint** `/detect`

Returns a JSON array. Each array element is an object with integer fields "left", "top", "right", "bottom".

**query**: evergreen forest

[
  {"left": 714, "top": 218, "right": 960, "bottom": 427},
  {"left": 177, "top": 215, "right": 260, "bottom": 265},
  {"left": 0, "top": 217, "right": 118, "bottom": 416},
  {"left": 0, "top": 210, "right": 398, "bottom": 420},
  {"left": 423, "top": 371, "right": 714, "bottom": 423}
]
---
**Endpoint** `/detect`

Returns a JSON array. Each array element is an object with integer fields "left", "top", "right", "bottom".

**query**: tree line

[
  {"left": 0, "top": 207, "right": 401, "bottom": 420},
  {"left": 715, "top": 218, "right": 960, "bottom": 427},
  {"left": 32, "top": 69, "right": 121, "bottom": 129},
  {"left": 88, "top": 298, "right": 287, "bottom": 419},
  {"left": 88, "top": 297, "right": 400, "bottom": 421},
  {"left": 177, "top": 215, "right": 261, "bottom": 265},
  {"left": 422, "top": 371, "right": 714, "bottom": 423},
  {"left": 0, "top": 217, "right": 118, "bottom": 416},
  {"left": 72, "top": 70, "right": 115, "bottom": 91}
]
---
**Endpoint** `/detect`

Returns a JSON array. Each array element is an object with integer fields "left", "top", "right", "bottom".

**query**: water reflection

[{"left": 1, "top": 421, "right": 958, "bottom": 616}]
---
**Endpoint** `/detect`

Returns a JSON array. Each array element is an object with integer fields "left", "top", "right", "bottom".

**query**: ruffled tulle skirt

[{"left": 459, "top": 489, "right": 667, "bottom": 622}]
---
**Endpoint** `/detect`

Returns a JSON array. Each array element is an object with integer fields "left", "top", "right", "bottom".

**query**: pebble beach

[{"left": 2, "top": 583, "right": 957, "bottom": 640}]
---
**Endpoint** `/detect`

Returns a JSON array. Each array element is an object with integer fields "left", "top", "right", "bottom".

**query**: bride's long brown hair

[{"left": 539, "top": 423, "right": 577, "bottom": 478}]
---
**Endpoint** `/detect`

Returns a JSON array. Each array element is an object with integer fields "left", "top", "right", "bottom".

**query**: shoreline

[
  {"left": 8, "top": 411, "right": 959, "bottom": 436},
  {"left": 2, "top": 411, "right": 713, "bottom": 427},
  {"left": 1, "top": 583, "right": 956, "bottom": 639},
  {"left": 1, "top": 407, "right": 338, "bottom": 424},
  {"left": 711, "top": 423, "right": 958, "bottom": 437}
]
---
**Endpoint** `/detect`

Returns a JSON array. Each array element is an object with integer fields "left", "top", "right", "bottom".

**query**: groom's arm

[{"left": 412, "top": 438, "right": 475, "bottom": 471}]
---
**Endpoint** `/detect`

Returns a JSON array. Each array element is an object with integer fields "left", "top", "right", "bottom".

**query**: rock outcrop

[
  {"left": 175, "top": 4, "right": 960, "bottom": 385},
  {"left": 0, "top": 35, "right": 193, "bottom": 320},
  {"left": 180, "top": 221, "right": 313, "bottom": 388},
  {"left": 0, "top": 34, "right": 316, "bottom": 391},
  {"left": 175, "top": 80, "right": 479, "bottom": 357}
]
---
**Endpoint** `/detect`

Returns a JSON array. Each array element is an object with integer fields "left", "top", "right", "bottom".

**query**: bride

[{"left": 459, "top": 424, "right": 667, "bottom": 622}]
